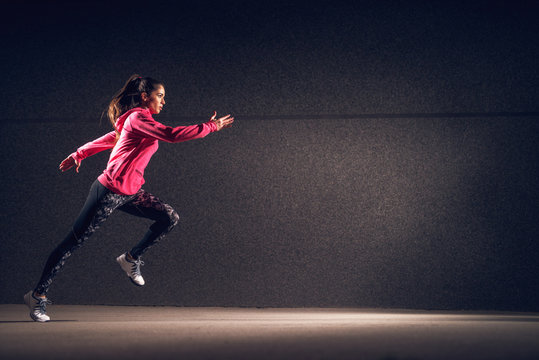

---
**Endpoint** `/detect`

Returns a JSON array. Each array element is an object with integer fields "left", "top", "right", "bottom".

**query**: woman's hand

[
  {"left": 59, "top": 155, "right": 81, "bottom": 173},
  {"left": 210, "top": 111, "right": 234, "bottom": 131}
]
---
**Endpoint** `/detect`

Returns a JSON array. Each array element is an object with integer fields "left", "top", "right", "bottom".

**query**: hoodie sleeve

[
  {"left": 70, "top": 131, "right": 117, "bottom": 163},
  {"left": 128, "top": 111, "right": 217, "bottom": 143}
]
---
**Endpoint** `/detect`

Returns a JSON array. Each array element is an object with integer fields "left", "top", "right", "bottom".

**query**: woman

[{"left": 24, "top": 74, "right": 234, "bottom": 322}]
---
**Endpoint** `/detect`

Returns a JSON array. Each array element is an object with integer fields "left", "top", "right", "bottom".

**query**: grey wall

[{"left": 1, "top": 0, "right": 538, "bottom": 310}]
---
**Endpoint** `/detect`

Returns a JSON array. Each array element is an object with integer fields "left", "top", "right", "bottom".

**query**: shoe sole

[
  {"left": 30, "top": 313, "right": 49, "bottom": 322},
  {"left": 129, "top": 277, "right": 144, "bottom": 287}
]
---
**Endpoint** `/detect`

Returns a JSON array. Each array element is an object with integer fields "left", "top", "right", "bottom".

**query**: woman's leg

[
  {"left": 33, "top": 180, "right": 134, "bottom": 296},
  {"left": 118, "top": 190, "right": 180, "bottom": 259}
]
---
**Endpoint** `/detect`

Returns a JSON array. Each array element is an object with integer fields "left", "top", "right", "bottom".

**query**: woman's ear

[{"left": 140, "top": 92, "right": 148, "bottom": 103}]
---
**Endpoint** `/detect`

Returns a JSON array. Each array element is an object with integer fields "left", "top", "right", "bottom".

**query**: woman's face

[{"left": 142, "top": 85, "right": 166, "bottom": 114}]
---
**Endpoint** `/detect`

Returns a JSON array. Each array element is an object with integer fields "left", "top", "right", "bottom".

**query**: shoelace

[
  {"left": 131, "top": 258, "right": 144, "bottom": 276},
  {"left": 35, "top": 298, "right": 52, "bottom": 314}
]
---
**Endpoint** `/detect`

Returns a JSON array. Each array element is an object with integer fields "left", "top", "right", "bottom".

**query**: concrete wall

[{"left": 1, "top": 0, "right": 538, "bottom": 310}]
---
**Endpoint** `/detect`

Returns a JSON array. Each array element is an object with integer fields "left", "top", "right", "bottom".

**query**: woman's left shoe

[{"left": 24, "top": 291, "right": 51, "bottom": 322}]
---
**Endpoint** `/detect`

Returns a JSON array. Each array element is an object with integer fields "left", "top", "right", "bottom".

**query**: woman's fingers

[
  {"left": 210, "top": 112, "right": 234, "bottom": 131},
  {"left": 59, "top": 157, "right": 72, "bottom": 171},
  {"left": 219, "top": 115, "right": 233, "bottom": 123},
  {"left": 222, "top": 116, "right": 234, "bottom": 128},
  {"left": 59, "top": 156, "right": 80, "bottom": 172}
]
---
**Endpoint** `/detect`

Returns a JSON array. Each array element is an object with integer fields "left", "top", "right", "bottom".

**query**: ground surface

[{"left": 1, "top": 305, "right": 539, "bottom": 359}]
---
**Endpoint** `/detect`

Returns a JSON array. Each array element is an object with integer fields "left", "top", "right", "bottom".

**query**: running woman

[{"left": 24, "top": 74, "right": 234, "bottom": 322}]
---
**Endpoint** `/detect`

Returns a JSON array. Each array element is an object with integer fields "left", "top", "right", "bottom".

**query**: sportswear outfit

[{"left": 32, "top": 107, "right": 217, "bottom": 297}]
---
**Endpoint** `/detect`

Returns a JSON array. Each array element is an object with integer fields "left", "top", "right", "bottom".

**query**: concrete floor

[{"left": 1, "top": 305, "right": 539, "bottom": 360}]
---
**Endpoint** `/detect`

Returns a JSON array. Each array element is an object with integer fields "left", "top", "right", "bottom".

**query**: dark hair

[{"left": 107, "top": 74, "right": 163, "bottom": 140}]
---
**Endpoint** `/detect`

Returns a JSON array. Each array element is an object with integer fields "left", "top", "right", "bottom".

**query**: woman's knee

[
  {"left": 168, "top": 208, "right": 180, "bottom": 228},
  {"left": 159, "top": 205, "right": 179, "bottom": 229}
]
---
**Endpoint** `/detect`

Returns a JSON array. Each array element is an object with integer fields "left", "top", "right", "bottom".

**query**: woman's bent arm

[{"left": 60, "top": 131, "right": 116, "bottom": 172}]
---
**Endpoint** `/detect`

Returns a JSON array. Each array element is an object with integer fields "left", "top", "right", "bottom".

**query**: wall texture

[{"left": 1, "top": 0, "right": 538, "bottom": 310}]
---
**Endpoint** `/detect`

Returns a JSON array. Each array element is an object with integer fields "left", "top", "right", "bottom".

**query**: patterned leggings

[{"left": 34, "top": 179, "right": 179, "bottom": 295}]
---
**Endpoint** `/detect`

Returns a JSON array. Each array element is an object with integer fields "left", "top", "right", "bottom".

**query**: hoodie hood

[{"left": 115, "top": 107, "right": 149, "bottom": 133}]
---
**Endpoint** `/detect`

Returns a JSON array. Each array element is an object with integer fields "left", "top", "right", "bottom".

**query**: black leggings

[{"left": 34, "top": 179, "right": 179, "bottom": 295}]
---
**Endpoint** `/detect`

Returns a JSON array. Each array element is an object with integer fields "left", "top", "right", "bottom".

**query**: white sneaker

[
  {"left": 24, "top": 291, "right": 51, "bottom": 322},
  {"left": 116, "top": 253, "right": 145, "bottom": 286}
]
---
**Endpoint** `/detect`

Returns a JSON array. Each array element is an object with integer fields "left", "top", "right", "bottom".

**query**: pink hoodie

[{"left": 71, "top": 107, "right": 217, "bottom": 195}]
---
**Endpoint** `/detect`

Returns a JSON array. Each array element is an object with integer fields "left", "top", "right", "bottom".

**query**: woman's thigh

[{"left": 117, "top": 190, "right": 174, "bottom": 222}]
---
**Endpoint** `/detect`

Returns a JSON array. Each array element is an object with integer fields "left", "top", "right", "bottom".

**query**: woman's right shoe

[
  {"left": 23, "top": 291, "right": 51, "bottom": 322},
  {"left": 116, "top": 253, "right": 145, "bottom": 286}
]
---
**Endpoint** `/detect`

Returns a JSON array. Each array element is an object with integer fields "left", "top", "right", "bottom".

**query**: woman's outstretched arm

[{"left": 129, "top": 111, "right": 234, "bottom": 143}]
